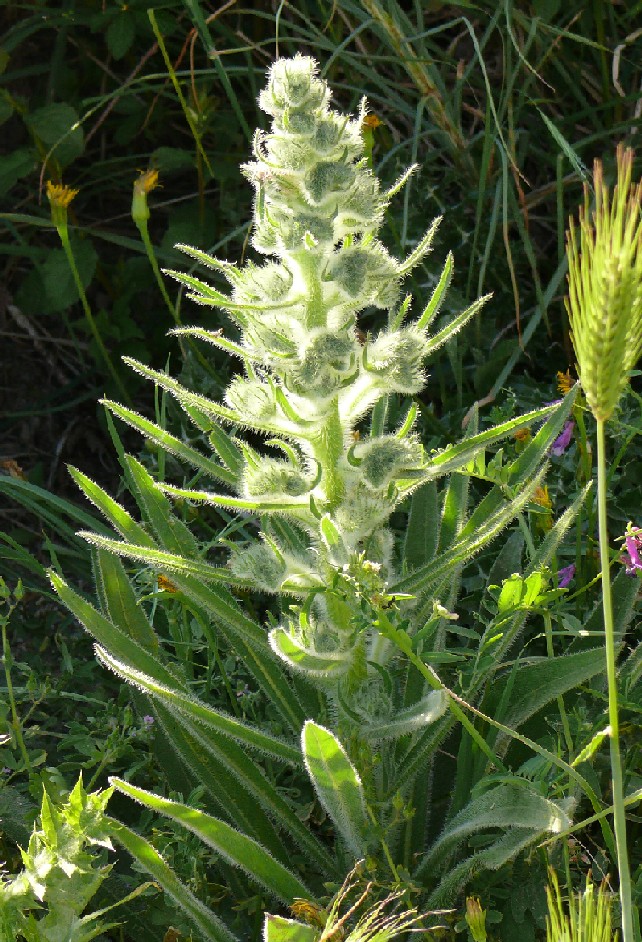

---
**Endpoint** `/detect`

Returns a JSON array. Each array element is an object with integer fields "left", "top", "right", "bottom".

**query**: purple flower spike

[
  {"left": 550, "top": 420, "right": 575, "bottom": 456},
  {"left": 558, "top": 564, "right": 576, "bottom": 588},
  {"left": 622, "top": 528, "right": 642, "bottom": 575}
]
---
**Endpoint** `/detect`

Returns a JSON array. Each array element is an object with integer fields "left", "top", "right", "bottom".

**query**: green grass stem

[{"left": 596, "top": 417, "right": 633, "bottom": 942}]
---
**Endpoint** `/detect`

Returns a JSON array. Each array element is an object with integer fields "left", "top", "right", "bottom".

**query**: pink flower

[
  {"left": 558, "top": 564, "right": 576, "bottom": 588},
  {"left": 622, "top": 525, "right": 642, "bottom": 575},
  {"left": 550, "top": 420, "right": 575, "bottom": 456}
]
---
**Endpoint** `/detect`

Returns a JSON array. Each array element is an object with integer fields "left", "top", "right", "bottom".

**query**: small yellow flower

[
  {"left": 556, "top": 369, "right": 573, "bottom": 395},
  {"left": 134, "top": 168, "right": 160, "bottom": 195},
  {"left": 362, "top": 114, "right": 383, "bottom": 130},
  {"left": 46, "top": 181, "right": 78, "bottom": 228},
  {"left": 157, "top": 574, "right": 177, "bottom": 593},
  {"left": 132, "top": 168, "right": 160, "bottom": 225},
  {"left": 290, "top": 898, "right": 326, "bottom": 928},
  {"left": 534, "top": 485, "right": 552, "bottom": 510}
]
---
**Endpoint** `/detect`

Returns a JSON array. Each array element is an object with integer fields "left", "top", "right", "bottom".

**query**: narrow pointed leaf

[
  {"left": 103, "top": 400, "right": 236, "bottom": 486},
  {"left": 361, "top": 691, "right": 448, "bottom": 741},
  {"left": 50, "top": 572, "right": 180, "bottom": 689},
  {"left": 111, "top": 779, "right": 311, "bottom": 904},
  {"left": 95, "top": 646, "right": 300, "bottom": 764},
  {"left": 108, "top": 819, "right": 238, "bottom": 942},
  {"left": 264, "top": 916, "right": 319, "bottom": 942},
  {"left": 416, "top": 252, "right": 454, "bottom": 330},
  {"left": 93, "top": 549, "right": 159, "bottom": 652},
  {"left": 68, "top": 466, "right": 151, "bottom": 545}
]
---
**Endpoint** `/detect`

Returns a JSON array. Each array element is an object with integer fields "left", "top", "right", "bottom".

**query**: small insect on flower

[
  {"left": 157, "top": 574, "right": 177, "bottom": 593},
  {"left": 534, "top": 485, "right": 552, "bottom": 510}
]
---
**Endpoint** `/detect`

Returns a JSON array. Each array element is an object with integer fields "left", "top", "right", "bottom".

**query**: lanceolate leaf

[
  {"left": 302, "top": 722, "right": 370, "bottom": 858},
  {"left": 68, "top": 466, "right": 151, "bottom": 545},
  {"left": 360, "top": 691, "right": 448, "bottom": 741},
  {"left": 94, "top": 646, "right": 300, "bottom": 764},
  {"left": 108, "top": 819, "right": 239, "bottom": 942},
  {"left": 111, "top": 779, "right": 312, "bottom": 904},
  {"left": 77, "top": 532, "right": 236, "bottom": 586},
  {"left": 50, "top": 572, "right": 180, "bottom": 689},
  {"left": 103, "top": 399, "right": 237, "bottom": 486},
  {"left": 93, "top": 549, "right": 159, "bottom": 652},
  {"left": 270, "top": 629, "right": 353, "bottom": 678},
  {"left": 415, "top": 783, "right": 571, "bottom": 880}
]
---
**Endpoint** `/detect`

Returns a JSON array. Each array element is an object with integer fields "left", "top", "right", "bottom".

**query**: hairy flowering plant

[{"left": 49, "top": 57, "right": 605, "bottom": 940}]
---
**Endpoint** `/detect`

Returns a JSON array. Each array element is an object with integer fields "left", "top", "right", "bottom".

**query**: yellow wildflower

[
  {"left": 132, "top": 168, "right": 160, "bottom": 225},
  {"left": 134, "top": 168, "right": 160, "bottom": 195},
  {"left": 362, "top": 113, "right": 383, "bottom": 130},
  {"left": 46, "top": 181, "right": 78, "bottom": 228},
  {"left": 290, "top": 899, "right": 326, "bottom": 928},
  {"left": 534, "top": 485, "right": 552, "bottom": 510},
  {"left": 157, "top": 574, "right": 177, "bottom": 593},
  {"left": 556, "top": 369, "right": 573, "bottom": 395}
]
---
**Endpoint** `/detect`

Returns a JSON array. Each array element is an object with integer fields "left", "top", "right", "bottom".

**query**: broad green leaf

[
  {"left": 111, "top": 779, "right": 311, "bottom": 904},
  {"left": 109, "top": 819, "right": 238, "bottom": 942},
  {"left": 263, "top": 915, "right": 319, "bottom": 942},
  {"left": 415, "top": 783, "right": 571, "bottom": 878},
  {"left": 494, "top": 649, "right": 604, "bottom": 741},
  {"left": 392, "top": 471, "right": 545, "bottom": 596},
  {"left": 94, "top": 646, "right": 300, "bottom": 764},
  {"left": 403, "top": 481, "right": 439, "bottom": 569},
  {"left": 26, "top": 102, "right": 84, "bottom": 166},
  {"left": 103, "top": 400, "right": 237, "bottom": 486},
  {"left": 302, "top": 722, "right": 370, "bottom": 858}
]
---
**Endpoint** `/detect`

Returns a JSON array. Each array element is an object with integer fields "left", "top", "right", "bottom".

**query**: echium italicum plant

[{"left": 52, "top": 57, "right": 587, "bottom": 940}]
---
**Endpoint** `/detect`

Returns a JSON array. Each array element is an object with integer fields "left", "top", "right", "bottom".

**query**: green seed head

[{"left": 565, "top": 144, "right": 642, "bottom": 422}]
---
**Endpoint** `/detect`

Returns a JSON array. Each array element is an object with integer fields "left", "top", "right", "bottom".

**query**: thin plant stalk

[
  {"left": 596, "top": 418, "right": 633, "bottom": 942},
  {"left": 1, "top": 621, "right": 32, "bottom": 776}
]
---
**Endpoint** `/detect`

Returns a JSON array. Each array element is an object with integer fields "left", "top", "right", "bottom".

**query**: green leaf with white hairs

[
  {"left": 302, "top": 722, "right": 371, "bottom": 858},
  {"left": 415, "top": 783, "right": 571, "bottom": 880},
  {"left": 391, "top": 470, "right": 545, "bottom": 596},
  {"left": 93, "top": 549, "right": 159, "bottom": 653},
  {"left": 159, "top": 481, "right": 313, "bottom": 514},
  {"left": 50, "top": 571, "right": 180, "bottom": 689},
  {"left": 270, "top": 629, "right": 353, "bottom": 678},
  {"left": 397, "top": 216, "right": 442, "bottom": 277},
  {"left": 415, "top": 252, "right": 454, "bottom": 330},
  {"left": 111, "top": 779, "right": 311, "bottom": 904},
  {"left": 103, "top": 399, "right": 237, "bottom": 486},
  {"left": 78, "top": 532, "right": 236, "bottom": 585},
  {"left": 422, "top": 402, "right": 556, "bottom": 480},
  {"left": 423, "top": 294, "right": 491, "bottom": 357},
  {"left": 94, "top": 645, "right": 300, "bottom": 764},
  {"left": 360, "top": 690, "right": 448, "bottom": 741},
  {"left": 108, "top": 819, "right": 239, "bottom": 942},
  {"left": 167, "top": 573, "right": 307, "bottom": 732},
  {"left": 68, "top": 466, "right": 151, "bottom": 545},
  {"left": 125, "top": 455, "right": 199, "bottom": 556}
]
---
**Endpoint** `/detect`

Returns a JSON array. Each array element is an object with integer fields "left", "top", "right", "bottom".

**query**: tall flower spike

[{"left": 565, "top": 144, "right": 642, "bottom": 421}]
